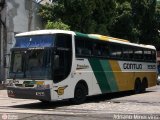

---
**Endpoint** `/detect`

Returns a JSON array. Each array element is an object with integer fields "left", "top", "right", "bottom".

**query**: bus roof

[
  {"left": 16, "top": 29, "right": 75, "bottom": 37},
  {"left": 15, "top": 30, "right": 156, "bottom": 50},
  {"left": 75, "top": 32, "right": 156, "bottom": 50}
]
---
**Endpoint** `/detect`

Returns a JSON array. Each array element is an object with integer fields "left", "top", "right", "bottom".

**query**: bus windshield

[
  {"left": 10, "top": 49, "right": 52, "bottom": 80},
  {"left": 9, "top": 34, "right": 55, "bottom": 80}
]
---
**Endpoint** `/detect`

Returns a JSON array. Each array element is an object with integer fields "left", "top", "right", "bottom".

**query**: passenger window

[
  {"left": 100, "top": 44, "right": 110, "bottom": 58},
  {"left": 75, "top": 36, "right": 85, "bottom": 56},
  {"left": 110, "top": 45, "right": 122, "bottom": 59},
  {"left": 134, "top": 48, "right": 143, "bottom": 60},
  {"left": 152, "top": 50, "right": 156, "bottom": 62},
  {"left": 92, "top": 43, "right": 101, "bottom": 56},
  {"left": 144, "top": 50, "right": 152, "bottom": 61}
]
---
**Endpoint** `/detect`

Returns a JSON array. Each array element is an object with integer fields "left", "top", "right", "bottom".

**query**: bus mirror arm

[{"left": 54, "top": 55, "right": 60, "bottom": 70}]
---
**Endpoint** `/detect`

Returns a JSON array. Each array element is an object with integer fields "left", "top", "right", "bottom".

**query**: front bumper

[{"left": 7, "top": 87, "right": 51, "bottom": 101}]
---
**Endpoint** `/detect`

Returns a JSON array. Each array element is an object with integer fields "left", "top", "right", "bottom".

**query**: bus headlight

[{"left": 36, "top": 84, "right": 50, "bottom": 89}]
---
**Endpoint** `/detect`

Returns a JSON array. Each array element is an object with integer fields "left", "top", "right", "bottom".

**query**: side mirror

[{"left": 54, "top": 55, "right": 59, "bottom": 70}]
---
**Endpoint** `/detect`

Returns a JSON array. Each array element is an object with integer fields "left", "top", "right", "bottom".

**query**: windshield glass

[
  {"left": 12, "top": 52, "right": 23, "bottom": 73},
  {"left": 26, "top": 49, "right": 51, "bottom": 79},
  {"left": 9, "top": 34, "right": 55, "bottom": 79},
  {"left": 10, "top": 49, "right": 52, "bottom": 80}
]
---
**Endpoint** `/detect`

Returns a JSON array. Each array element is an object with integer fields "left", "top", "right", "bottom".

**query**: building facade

[{"left": 0, "top": 0, "right": 43, "bottom": 82}]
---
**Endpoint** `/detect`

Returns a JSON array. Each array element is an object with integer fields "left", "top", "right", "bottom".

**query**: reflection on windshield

[
  {"left": 13, "top": 52, "right": 23, "bottom": 72},
  {"left": 25, "top": 50, "right": 51, "bottom": 79},
  {"left": 28, "top": 50, "right": 43, "bottom": 70},
  {"left": 10, "top": 49, "right": 51, "bottom": 79}
]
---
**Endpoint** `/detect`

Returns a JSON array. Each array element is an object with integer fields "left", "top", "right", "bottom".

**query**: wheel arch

[{"left": 135, "top": 77, "right": 141, "bottom": 83}]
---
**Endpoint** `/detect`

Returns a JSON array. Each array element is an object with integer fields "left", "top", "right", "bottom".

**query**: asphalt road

[{"left": 0, "top": 86, "right": 160, "bottom": 120}]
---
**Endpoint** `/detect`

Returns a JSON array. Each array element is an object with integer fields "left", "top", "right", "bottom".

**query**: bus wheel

[
  {"left": 134, "top": 79, "right": 141, "bottom": 94},
  {"left": 72, "top": 84, "right": 87, "bottom": 104},
  {"left": 141, "top": 79, "right": 148, "bottom": 93}
]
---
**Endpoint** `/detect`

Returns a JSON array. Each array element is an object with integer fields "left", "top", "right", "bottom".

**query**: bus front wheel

[{"left": 71, "top": 83, "right": 87, "bottom": 104}]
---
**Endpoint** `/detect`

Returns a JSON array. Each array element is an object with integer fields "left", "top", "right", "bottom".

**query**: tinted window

[
  {"left": 110, "top": 44, "right": 122, "bottom": 59},
  {"left": 123, "top": 46, "right": 134, "bottom": 60},
  {"left": 134, "top": 48, "right": 143, "bottom": 60},
  {"left": 75, "top": 36, "right": 156, "bottom": 62}
]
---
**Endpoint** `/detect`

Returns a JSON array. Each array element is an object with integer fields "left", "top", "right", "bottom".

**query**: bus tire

[
  {"left": 141, "top": 78, "right": 148, "bottom": 93},
  {"left": 71, "top": 83, "right": 87, "bottom": 104},
  {"left": 134, "top": 79, "right": 141, "bottom": 94}
]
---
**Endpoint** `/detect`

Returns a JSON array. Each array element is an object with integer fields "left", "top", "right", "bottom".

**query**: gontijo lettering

[{"left": 123, "top": 63, "right": 142, "bottom": 70}]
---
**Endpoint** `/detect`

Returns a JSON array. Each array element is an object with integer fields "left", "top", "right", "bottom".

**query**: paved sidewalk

[{"left": 0, "top": 90, "right": 7, "bottom": 98}]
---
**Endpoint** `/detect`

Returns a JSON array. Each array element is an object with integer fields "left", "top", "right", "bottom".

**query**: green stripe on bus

[
  {"left": 75, "top": 32, "right": 98, "bottom": 40},
  {"left": 89, "top": 58, "right": 111, "bottom": 93},
  {"left": 75, "top": 32, "right": 89, "bottom": 38},
  {"left": 100, "top": 60, "right": 118, "bottom": 92}
]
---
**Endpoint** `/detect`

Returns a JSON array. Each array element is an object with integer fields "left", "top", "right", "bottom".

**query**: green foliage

[
  {"left": 153, "top": 2, "right": 160, "bottom": 49},
  {"left": 109, "top": 1, "right": 134, "bottom": 41},
  {"left": 131, "top": 0, "right": 157, "bottom": 44},
  {"left": 38, "top": 0, "right": 160, "bottom": 48},
  {"left": 38, "top": 3, "right": 55, "bottom": 22},
  {"left": 45, "top": 20, "right": 70, "bottom": 30},
  {"left": 38, "top": 0, "right": 116, "bottom": 34}
]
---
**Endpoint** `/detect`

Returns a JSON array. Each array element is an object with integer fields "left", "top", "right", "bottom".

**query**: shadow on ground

[{"left": 10, "top": 90, "right": 153, "bottom": 109}]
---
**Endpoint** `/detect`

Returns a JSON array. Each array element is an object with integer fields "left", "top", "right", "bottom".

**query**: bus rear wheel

[
  {"left": 134, "top": 79, "right": 141, "bottom": 94},
  {"left": 141, "top": 79, "right": 148, "bottom": 93},
  {"left": 72, "top": 84, "right": 87, "bottom": 104}
]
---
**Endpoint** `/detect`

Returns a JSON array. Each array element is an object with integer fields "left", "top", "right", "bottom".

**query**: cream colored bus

[{"left": 7, "top": 30, "right": 157, "bottom": 104}]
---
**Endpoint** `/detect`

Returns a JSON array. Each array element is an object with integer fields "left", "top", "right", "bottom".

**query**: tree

[
  {"left": 153, "top": 1, "right": 160, "bottom": 49},
  {"left": 38, "top": 0, "right": 160, "bottom": 48},
  {"left": 131, "top": 0, "right": 157, "bottom": 44},
  {"left": 109, "top": 1, "right": 136, "bottom": 42},
  {"left": 45, "top": 20, "right": 70, "bottom": 30},
  {"left": 38, "top": 0, "right": 117, "bottom": 34}
]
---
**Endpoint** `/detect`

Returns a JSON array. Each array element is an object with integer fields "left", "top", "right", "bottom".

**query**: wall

[{"left": 0, "top": 0, "right": 43, "bottom": 82}]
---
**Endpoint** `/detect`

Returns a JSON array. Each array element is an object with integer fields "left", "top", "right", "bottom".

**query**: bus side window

[
  {"left": 152, "top": 50, "right": 156, "bottom": 62},
  {"left": 75, "top": 36, "right": 85, "bottom": 57},
  {"left": 122, "top": 46, "right": 134, "bottom": 61},
  {"left": 110, "top": 45, "right": 122, "bottom": 59},
  {"left": 134, "top": 48, "right": 143, "bottom": 61},
  {"left": 76, "top": 48, "right": 82, "bottom": 55},
  {"left": 92, "top": 43, "right": 101, "bottom": 56},
  {"left": 128, "top": 48, "right": 134, "bottom": 60},
  {"left": 144, "top": 50, "right": 151, "bottom": 61},
  {"left": 101, "top": 45, "right": 110, "bottom": 58},
  {"left": 81, "top": 48, "right": 91, "bottom": 56},
  {"left": 53, "top": 34, "right": 72, "bottom": 83}
]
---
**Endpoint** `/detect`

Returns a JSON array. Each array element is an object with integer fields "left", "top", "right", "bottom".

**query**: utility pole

[{"left": 0, "top": 0, "right": 6, "bottom": 83}]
